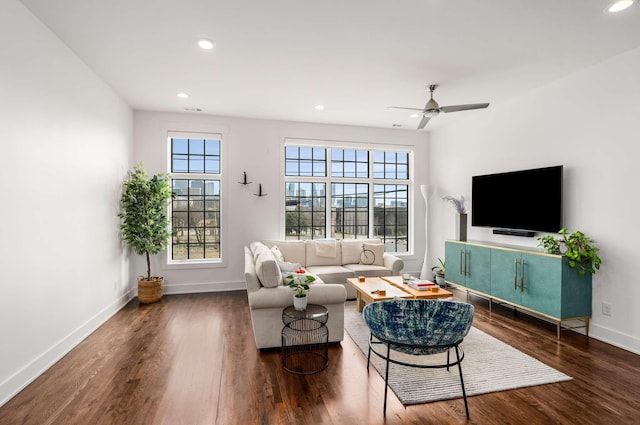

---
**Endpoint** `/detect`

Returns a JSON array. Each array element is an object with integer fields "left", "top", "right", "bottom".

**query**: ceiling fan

[{"left": 389, "top": 84, "right": 489, "bottom": 129}]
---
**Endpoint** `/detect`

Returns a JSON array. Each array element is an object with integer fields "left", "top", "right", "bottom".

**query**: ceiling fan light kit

[{"left": 389, "top": 84, "right": 489, "bottom": 129}]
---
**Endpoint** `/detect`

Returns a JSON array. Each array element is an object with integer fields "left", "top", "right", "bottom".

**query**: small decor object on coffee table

[{"left": 281, "top": 304, "right": 329, "bottom": 374}]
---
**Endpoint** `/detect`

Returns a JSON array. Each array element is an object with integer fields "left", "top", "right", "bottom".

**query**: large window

[
  {"left": 169, "top": 133, "right": 222, "bottom": 261},
  {"left": 284, "top": 142, "right": 410, "bottom": 253}
]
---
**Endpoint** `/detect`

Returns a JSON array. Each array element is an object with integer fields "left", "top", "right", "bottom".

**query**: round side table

[{"left": 281, "top": 304, "right": 329, "bottom": 374}]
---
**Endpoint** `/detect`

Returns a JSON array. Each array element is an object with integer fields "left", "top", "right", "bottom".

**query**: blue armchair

[{"left": 363, "top": 298, "right": 475, "bottom": 418}]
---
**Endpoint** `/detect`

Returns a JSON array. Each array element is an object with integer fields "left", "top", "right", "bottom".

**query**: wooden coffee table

[{"left": 345, "top": 276, "right": 453, "bottom": 312}]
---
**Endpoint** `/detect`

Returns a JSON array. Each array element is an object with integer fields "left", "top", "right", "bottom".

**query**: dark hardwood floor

[{"left": 1, "top": 289, "right": 638, "bottom": 425}]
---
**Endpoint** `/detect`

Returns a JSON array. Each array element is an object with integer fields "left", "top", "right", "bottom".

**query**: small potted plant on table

[
  {"left": 432, "top": 258, "right": 446, "bottom": 286},
  {"left": 286, "top": 269, "right": 317, "bottom": 310}
]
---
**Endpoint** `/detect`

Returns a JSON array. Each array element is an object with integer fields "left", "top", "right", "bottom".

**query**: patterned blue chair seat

[{"left": 363, "top": 298, "right": 475, "bottom": 418}]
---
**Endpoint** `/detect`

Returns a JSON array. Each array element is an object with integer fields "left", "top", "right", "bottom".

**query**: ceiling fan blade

[
  {"left": 388, "top": 106, "right": 425, "bottom": 111},
  {"left": 417, "top": 116, "right": 431, "bottom": 129},
  {"left": 440, "top": 103, "right": 490, "bottom": 113}
]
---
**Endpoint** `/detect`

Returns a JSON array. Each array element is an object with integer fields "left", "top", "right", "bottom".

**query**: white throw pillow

[
  {"left": 341, "top": 239, "right": 364, "bottom": 264},
  {"left": 278, "top": 261, "right": 302, "bottom": 273},
  {"left": 271, "top": 245, "right": 285, "bottom": 262},
  {"left": 361, "top": 242, "right": 385, "bottom": 266}
]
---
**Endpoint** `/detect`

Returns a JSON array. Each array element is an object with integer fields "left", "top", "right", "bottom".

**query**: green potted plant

[
  {"left": 285, "top": 269, "right": 317, "bottom": 310},
  {"left": 431, "top": 258, "right": 446, "bottom": 286},
  {"left": 118, "top": 163, "right": 174, "bottom": 303},
  {"left": 538, "top": 228, "right": 602, "bottom": 275}
]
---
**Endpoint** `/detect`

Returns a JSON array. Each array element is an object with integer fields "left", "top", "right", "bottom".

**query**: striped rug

[{"left": 343, "top": 301, "right": 571, "bottom": 405}]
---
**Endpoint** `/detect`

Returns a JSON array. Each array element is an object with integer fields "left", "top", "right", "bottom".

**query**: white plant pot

[
  {"left": 435, "top": 274, "right": 445, "bottom": 286},
  {"left": 293, "top": 295, "right": 308, "bottom": 311}
]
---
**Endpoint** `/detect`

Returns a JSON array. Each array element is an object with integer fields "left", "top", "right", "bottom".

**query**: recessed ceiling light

[
  {"left": 409, "top": 113, "right": 420, "bottom": 118},
  {"left": 608, "top": 0, "right": 635, "bottom": 12},
  {"left": 314, "top": 104, "right": 325, "bottom": 110},
  {"left": 177, "top": 92, "right": 189, "bottom": 99},
  {"left": 198, "top": 39, "right": 215, "bottom": 50}
]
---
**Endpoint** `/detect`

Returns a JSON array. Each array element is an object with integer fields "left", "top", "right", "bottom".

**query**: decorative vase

[
  {"left": 456, "top": 213, "right": 468, "bottom": 242},
  {"left": 293, "top": 295, "right": 308, "bottom": 311}
]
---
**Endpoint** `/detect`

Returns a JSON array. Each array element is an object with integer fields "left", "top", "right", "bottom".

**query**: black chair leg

[
  {"left": 455, "top": 346, "right": 470, "bottom": 419},
  {"left": 367, "top": 334, "right": 373, "bottom": 369},
  {"left": 383, "top": 344, "right": 391, "bottom": 416}
]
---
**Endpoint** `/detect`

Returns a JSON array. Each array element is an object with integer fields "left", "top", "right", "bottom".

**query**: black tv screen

[{"left": 472, "top": 165, "right": 563, "bottom": 233}]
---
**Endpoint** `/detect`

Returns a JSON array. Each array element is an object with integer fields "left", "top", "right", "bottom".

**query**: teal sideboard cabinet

[{"left": 445, "top": 240, "right": 592, "bottom": 338}]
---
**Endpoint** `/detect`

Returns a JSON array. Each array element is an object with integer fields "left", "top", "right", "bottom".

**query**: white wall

[
  {"left": 428, "top": 46, "right": 640, "bottom": 354},
  {"left": 134, "top": 111, "right": 429, "bottom": 293},
  {"left": 0, "top": 0, "right": 133, "bottom": 406}
]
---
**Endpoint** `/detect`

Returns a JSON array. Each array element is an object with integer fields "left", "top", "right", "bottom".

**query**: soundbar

[{"left": 493, "top": 229, "right": 535, "bottom": 237}]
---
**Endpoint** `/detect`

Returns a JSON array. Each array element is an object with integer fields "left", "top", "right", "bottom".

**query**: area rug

[{"left": 343, "top": 301, "right": 571, "bottom": 405}]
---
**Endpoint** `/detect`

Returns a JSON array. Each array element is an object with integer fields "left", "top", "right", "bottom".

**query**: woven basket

[{"left": 138, "top": 276, "right": 164, "bottom": 304}]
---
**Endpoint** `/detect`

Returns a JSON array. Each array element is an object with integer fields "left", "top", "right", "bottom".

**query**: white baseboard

[
  {"left": 0, "top": 290, "right": 135, "bottom": 408},
  {"left": 163, "top": 280, "right": 246, "bottom": 295},
  {"left": 589, "top": 323, "right": 640, "bottom": 355}
]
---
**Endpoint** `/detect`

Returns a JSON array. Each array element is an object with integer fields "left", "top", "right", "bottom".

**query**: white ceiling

[{"left": 19, "top": 0, "right": 640, "bottom": 131}]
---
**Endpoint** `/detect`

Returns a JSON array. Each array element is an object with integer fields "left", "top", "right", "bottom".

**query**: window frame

[
  {"left": 283, "top": 138, "right": 413, "bottom": 255},
  {"left": 165, "top": 130, "right": 226, "bottom": 268}
]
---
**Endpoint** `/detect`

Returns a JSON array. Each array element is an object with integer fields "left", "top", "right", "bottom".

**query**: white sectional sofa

[
  {"left": 262, "top": 238, "right": 404, "bottom": 299},
  {"left": 243, "top": 238, "right": 404, "bottom": 349}
]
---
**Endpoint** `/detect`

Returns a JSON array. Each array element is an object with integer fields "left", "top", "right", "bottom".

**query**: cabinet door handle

[
  {"left": 514, "top": 258, "right": 518, "bottom": 290},
  {"left": 459, "top": 249, "right": 464, "bottom": 274},
  {"left": 464, "top": 250, "right": 468, "bottom": 276},
  {"left": 520, "top": 259, "right": 526, "bottom": 292}
]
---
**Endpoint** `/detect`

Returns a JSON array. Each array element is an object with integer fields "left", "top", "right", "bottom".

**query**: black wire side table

[{"left": 281, "top": 304, "right": 329, "bottom": 374}]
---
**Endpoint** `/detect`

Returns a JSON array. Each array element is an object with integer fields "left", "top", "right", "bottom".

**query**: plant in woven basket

[
  {"left": 118, "top": 163, "right": 174, "bottom": 300},
  {"left": 538, "top": 228, "right": 602, "bottom": 275}
]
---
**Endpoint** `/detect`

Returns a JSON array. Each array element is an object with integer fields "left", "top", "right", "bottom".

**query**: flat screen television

[{"left": 471, "top": 165, "right": 563, "bottom": 234}]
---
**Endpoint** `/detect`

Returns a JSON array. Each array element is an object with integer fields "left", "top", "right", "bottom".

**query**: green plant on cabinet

[{"left": 538, "top": 228, "right": 602, "bottom": 275}]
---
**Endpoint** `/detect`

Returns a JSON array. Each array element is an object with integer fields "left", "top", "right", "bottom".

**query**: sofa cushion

[
  {"left": 341, "top": 238, "right": 382, "bottom": 264},
  {"left": 250, "top": 241, "right": 268, "bottom": 257},
  {"left": 278, "top": 261, "right": 303, "bottom": 273},
  {"left": 244, "top": 247, "right": 262, "bottom": 292},
  {"left": 247, "top": 281, "right": 341, "bottom": 310},
  {"left": 305, "top": 240, "right": 343, "bottom": 266},
  {"left": 263, "top": 240, "right": 306, "bottom": 265},
  {"left": 306, "top": 265, "right": 355, "bottom": 284},
  {"left": 255, "top": 250, "right": 283, "bottom": 288},
  {"left": 343, "top": 263, "right": 392, "bottom": 276},
  {"left": 361, "top": 242, "right": 385, "bottom": 266},
  {"left": 270, "top": 245, "right": 285, "bottom": 262}
]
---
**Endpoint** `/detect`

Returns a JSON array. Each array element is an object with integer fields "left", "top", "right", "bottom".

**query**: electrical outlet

[{"left": 602, "top": 302, "right": 612, "bottom": 316}]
